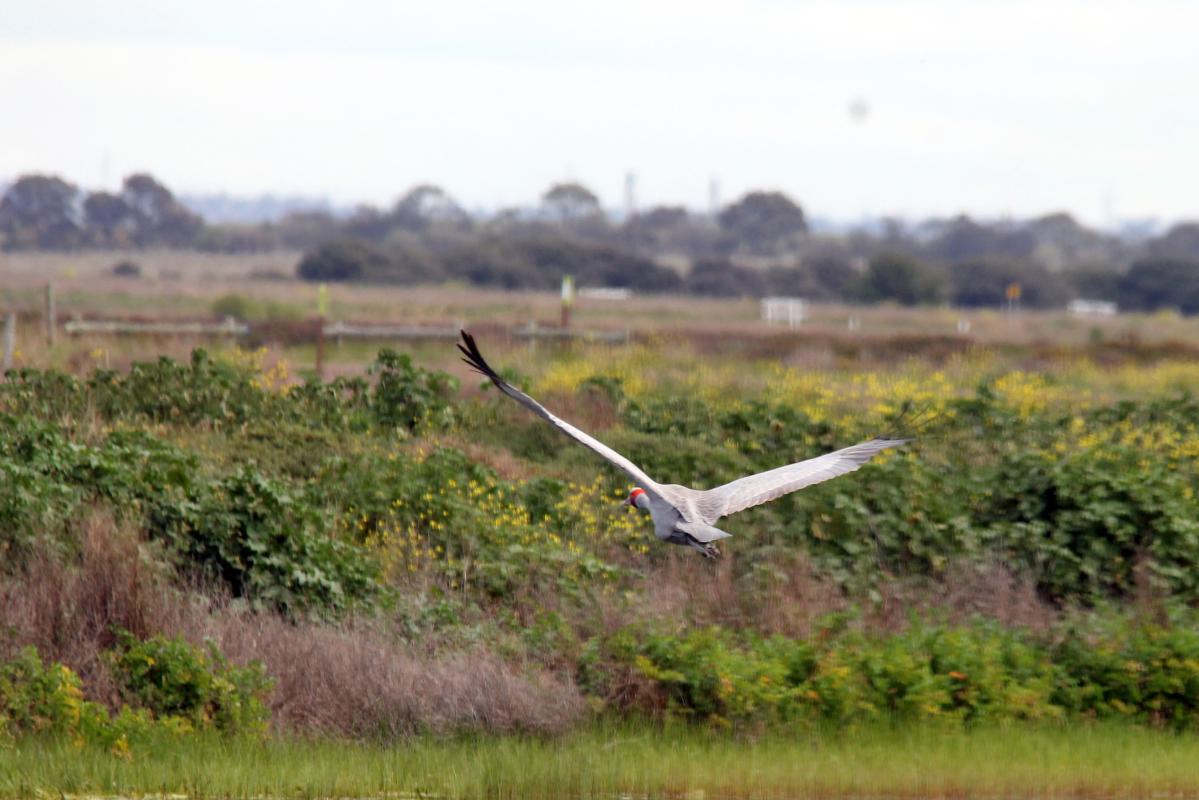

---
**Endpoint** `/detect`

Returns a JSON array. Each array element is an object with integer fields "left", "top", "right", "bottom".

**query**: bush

[
  {"left": 949, "top": 258, "right": 1069, "bottom": 309},
  {"left": 297, "top": 238, "right": 389, "bottom": 282},
  {"left": 111, "top": 260, "right": 141, "bottom": 278},
  {"left": 211, "top": 292, "right": 255, "bottom": 321},
  {"left": 856, "top": 252, "right": 946, "bottom": 305},
  {"left": 685, "top": 257, "right": 767, "bottom": 298},
  {"left": 108, "top": 632, "right": 272, "bottom": 733},
  {"left": 370, "top": 348, "right": 458, "bottom": 432},
  {"left": 583, "top": 619, "right": 1199, "bottom": 730},
  {"left": 1118, "top": 258, "right": 1199, "bottom": 314},
  {"left": 1051, "top": 622, "right": 1199, "bottom": 730},
  {"left": 0, "top": 647, "right": 109, "bottom": 739},
  {"left": 147, "top": 466, "right": 381, "bottom": 617},
  {"left": 582, "top": 623, "right": 1066, "bottom": 728},
  {"left": 442, "top": 236, "right": 682, "bottom": 292}
]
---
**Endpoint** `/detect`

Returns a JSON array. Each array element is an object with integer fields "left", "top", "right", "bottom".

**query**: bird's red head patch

[{"left": 628, "top": 487, "right": 647, "bottom": 505}]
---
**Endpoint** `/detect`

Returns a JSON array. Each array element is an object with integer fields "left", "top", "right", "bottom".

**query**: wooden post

[
  {"left": 44, "top": 283, "right": 56, "bottom": 346},
  {"left": 314, "top": 282, "right": 328, "bottom": 379},
  {"left": 314, "top": 317, "right": 326, "bottom": 380},
  {"left": 2, "top": 312, "right": 15, "bottom": 371},
  {"left": 560, "top": 275, "right": 574, "bottom": 329}
]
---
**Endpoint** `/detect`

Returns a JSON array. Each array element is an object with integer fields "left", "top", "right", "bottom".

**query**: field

[{"left": 4, "top": 253, "right": 1199, "bottom": 796}]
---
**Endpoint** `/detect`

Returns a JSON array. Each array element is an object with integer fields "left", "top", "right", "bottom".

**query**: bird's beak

[{"left": 615, "top": 501, "right": 632, "bottom": 513}]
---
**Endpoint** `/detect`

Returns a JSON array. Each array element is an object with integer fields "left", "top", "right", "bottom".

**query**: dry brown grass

[
  {"left": 214, "top": 614, "right": 585, "bottom": 737},
  {"left": 573, "top": 547, "right": 1057, "bottom": 643},
  {"left": 8, "top": 248, "right": 1199, "bottom": 352},
  {"left": 0, "top": 510, "right": 204, "bottom": 703},
  {"left": 868, "top": 560, "right": 1058, "bottom": 633},
  {"left": 0, "top": 512, "right": 585, "bottom": 736}
]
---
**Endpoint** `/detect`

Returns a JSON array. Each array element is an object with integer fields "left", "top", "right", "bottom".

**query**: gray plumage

[{"left": 458, "top": 330, "right": 906, "bottom": 558}]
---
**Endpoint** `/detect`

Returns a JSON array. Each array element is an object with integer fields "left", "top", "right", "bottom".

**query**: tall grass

[{"left": 2, "top": 723, "right": 1198, "bottom": 798}]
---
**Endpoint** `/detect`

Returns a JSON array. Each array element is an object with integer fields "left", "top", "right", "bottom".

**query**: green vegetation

[
  {"left": 4, "top": 337, "right": 1199, "bottom": 793},
  {"left": 585, "top": 619, "right": 1199, "bottom": 729},
  {"left": 0, "top": 636, "right": 269, "bottom": 755},
  {"left": 3, "top": 723, "right": 1199, "bottom": 798},
  {"left": 108, "top": 632, "right": 272, "bottom": 733}
]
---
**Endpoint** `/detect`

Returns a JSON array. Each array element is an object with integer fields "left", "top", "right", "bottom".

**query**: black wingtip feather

[{"left": 458, "top": 329, "right": 501, "bottom": 383}]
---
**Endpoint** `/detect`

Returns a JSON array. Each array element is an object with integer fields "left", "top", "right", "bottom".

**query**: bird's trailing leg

[{"left": 686, "top": 539, "right": 720, "bottom": 559}]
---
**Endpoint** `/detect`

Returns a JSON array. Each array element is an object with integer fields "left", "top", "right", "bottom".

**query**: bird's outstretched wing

[
  {"left": 696, "top": 438, "right": 907, "bottom": 522},
  {"left": 458, "top": 330, "right": 664, "bottom": 496}
]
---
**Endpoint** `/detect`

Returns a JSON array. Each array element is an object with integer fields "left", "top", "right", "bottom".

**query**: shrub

[
  {"left": 108, "top": 632, "right": 272, "bottom": 734},
  {"left": 211, "top": 292, "right": 255, "bottom": 320},
  {"left": 1051, "top": 622, "right": 1199, "bottom": 730},
  {"left": 0, "top": 647, "right": 109, "bottom": 739},
  {"left": 369, "top": 348, "right": 458, "bottom": 432},
  {"left": 297, "top": 238, "right": 389, "bottom": 282},
  {"left": 147, "top": 467, "right": 381, "bottom": 617},
  {"left": 586, "top": 621, "right": 1199, "bottom": 729}
]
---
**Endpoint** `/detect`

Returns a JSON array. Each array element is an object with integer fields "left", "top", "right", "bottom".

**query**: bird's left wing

[
  {"left": 697, "top": 438, "right": 907, "bottom": 522},
  {"left": 458, "top": 330, "right": 665, "bottom": 496}
]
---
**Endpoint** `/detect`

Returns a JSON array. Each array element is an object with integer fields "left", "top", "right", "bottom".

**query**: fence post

[
  {"left": 45, "top": 283, "right": 56, "bottom": 346},
  {"left": 314, "top": 317, "right": 326, "bottom": 381},
  {"left": 2, "top": 312, "right": 15, "bottom": 371},
  {"left": 314, "top": 282, "right": 328, "bottom": 380},
  {"left": 560, "top": 275, "right": 574, "bottom": 329}
]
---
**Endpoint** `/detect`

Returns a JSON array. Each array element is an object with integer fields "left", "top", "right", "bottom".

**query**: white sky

[{"left": 2, "top": 0, "right": 1196, "bottom": 224}]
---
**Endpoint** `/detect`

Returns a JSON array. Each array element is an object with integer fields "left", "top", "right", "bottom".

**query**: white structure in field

[
  {"left": 578, "top": 287, "right": 632, "bottom": 300},
  {"left": 760, "top": 296, "right": 806, "bottom": 328},
  {"left": 1067, "top": 299, "right": 1118, "bottom": 317}
]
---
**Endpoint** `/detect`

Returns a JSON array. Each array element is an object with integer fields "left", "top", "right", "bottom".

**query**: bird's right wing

[
  {"left": 458, "top": 330, "right": 664, "bottom": 496},
  {"left": 698, "top": 438, "right": 908, "bottom": 521}
]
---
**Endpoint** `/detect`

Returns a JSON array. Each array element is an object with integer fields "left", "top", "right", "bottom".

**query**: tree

[
  {"left": 925, "top": 215, "right": 1036, "bottom": 262},
  {"left": 856, "top": 252, "right": 946, "bottom": 305},
  {"left": 685, "top": 256, "right": 766, "bottom": 298},
  {"left": 83, "top": 191, "right": 136, "bottom": 246},
  {"left": 1118, "top": 258, "right": 1199, "bottom": 314},
  {"left": 343, "top": 205, "right": 393, "bottom": 242},
  {"left": 1148, "top": 223, "right": 1199, "bottom": 261},
  {"left": 623, "top": 205, "right": 689, "bottom": 251},
  {"left": 0, "top": 174, "right": 82, "bottom": 249},
  {"left": 807, "top": 255, "right": 859, "bottom": 299},
  {"left": 120, "top": 173, "right": 203, "bottom": 246},
  {"left": 717, "top": 190, "right": 807, "bottom": 255},
  {"left": 1026, "top": 212, "right": 1125, "bottom": 271},
  {"left": 541, "top": 182, "right": 602, "bottom": 223},
  {"left": 391, "top": 184, "right": 470, "bottom": 232},
  {"left": 296, "top": 239, "right": 390, "bottom": 282},
  {"left": 276, "top": 210, "right": 343, "bottom": 250},
  {"left": 949, "top": 257, "right": 1067, "bottom": 309},
  {"left": 1062, "top": 263, "right": 1121, "bottom": 302},
  {"left": 442, "top": 236, "right": 682, "bottom": 292},
  {"left": 379, "top": 233, "right": 444, "bottom": 284}
]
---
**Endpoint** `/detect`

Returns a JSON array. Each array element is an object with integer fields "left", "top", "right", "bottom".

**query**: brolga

[{"left": 458, "top": 331, "right": 907, "bottom": 558}]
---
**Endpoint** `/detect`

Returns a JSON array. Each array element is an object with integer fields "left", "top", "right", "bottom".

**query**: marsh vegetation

[{"left": 3, "top": 287, "right": 1199, "bottom": 794}]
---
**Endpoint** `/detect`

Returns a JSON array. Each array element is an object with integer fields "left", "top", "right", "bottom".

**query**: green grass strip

[{"left": 2, "top": 722, "right": 1199, "bottom": 798}]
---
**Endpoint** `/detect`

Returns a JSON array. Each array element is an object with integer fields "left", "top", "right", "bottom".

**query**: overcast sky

[{"left": 2, "top": 0, "right": 1196, "bottom": 225}]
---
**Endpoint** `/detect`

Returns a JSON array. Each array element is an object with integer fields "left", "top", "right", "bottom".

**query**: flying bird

[{"left": 458, "top": 330, "right": 906, "bottom": 558}]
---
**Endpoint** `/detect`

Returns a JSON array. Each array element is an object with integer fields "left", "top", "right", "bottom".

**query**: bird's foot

[{"left": 701, "top": 544, "right": 720, "bottom": 559}]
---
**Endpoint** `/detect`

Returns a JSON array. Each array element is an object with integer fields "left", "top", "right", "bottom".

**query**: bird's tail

[{"left": 676, "top": 521, "right": 733, "bottom": 543}]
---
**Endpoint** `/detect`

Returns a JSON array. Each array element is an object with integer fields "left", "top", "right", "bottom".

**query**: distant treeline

[{"left": 5, "top": 171, "right": 1199, "bottom": 311}]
